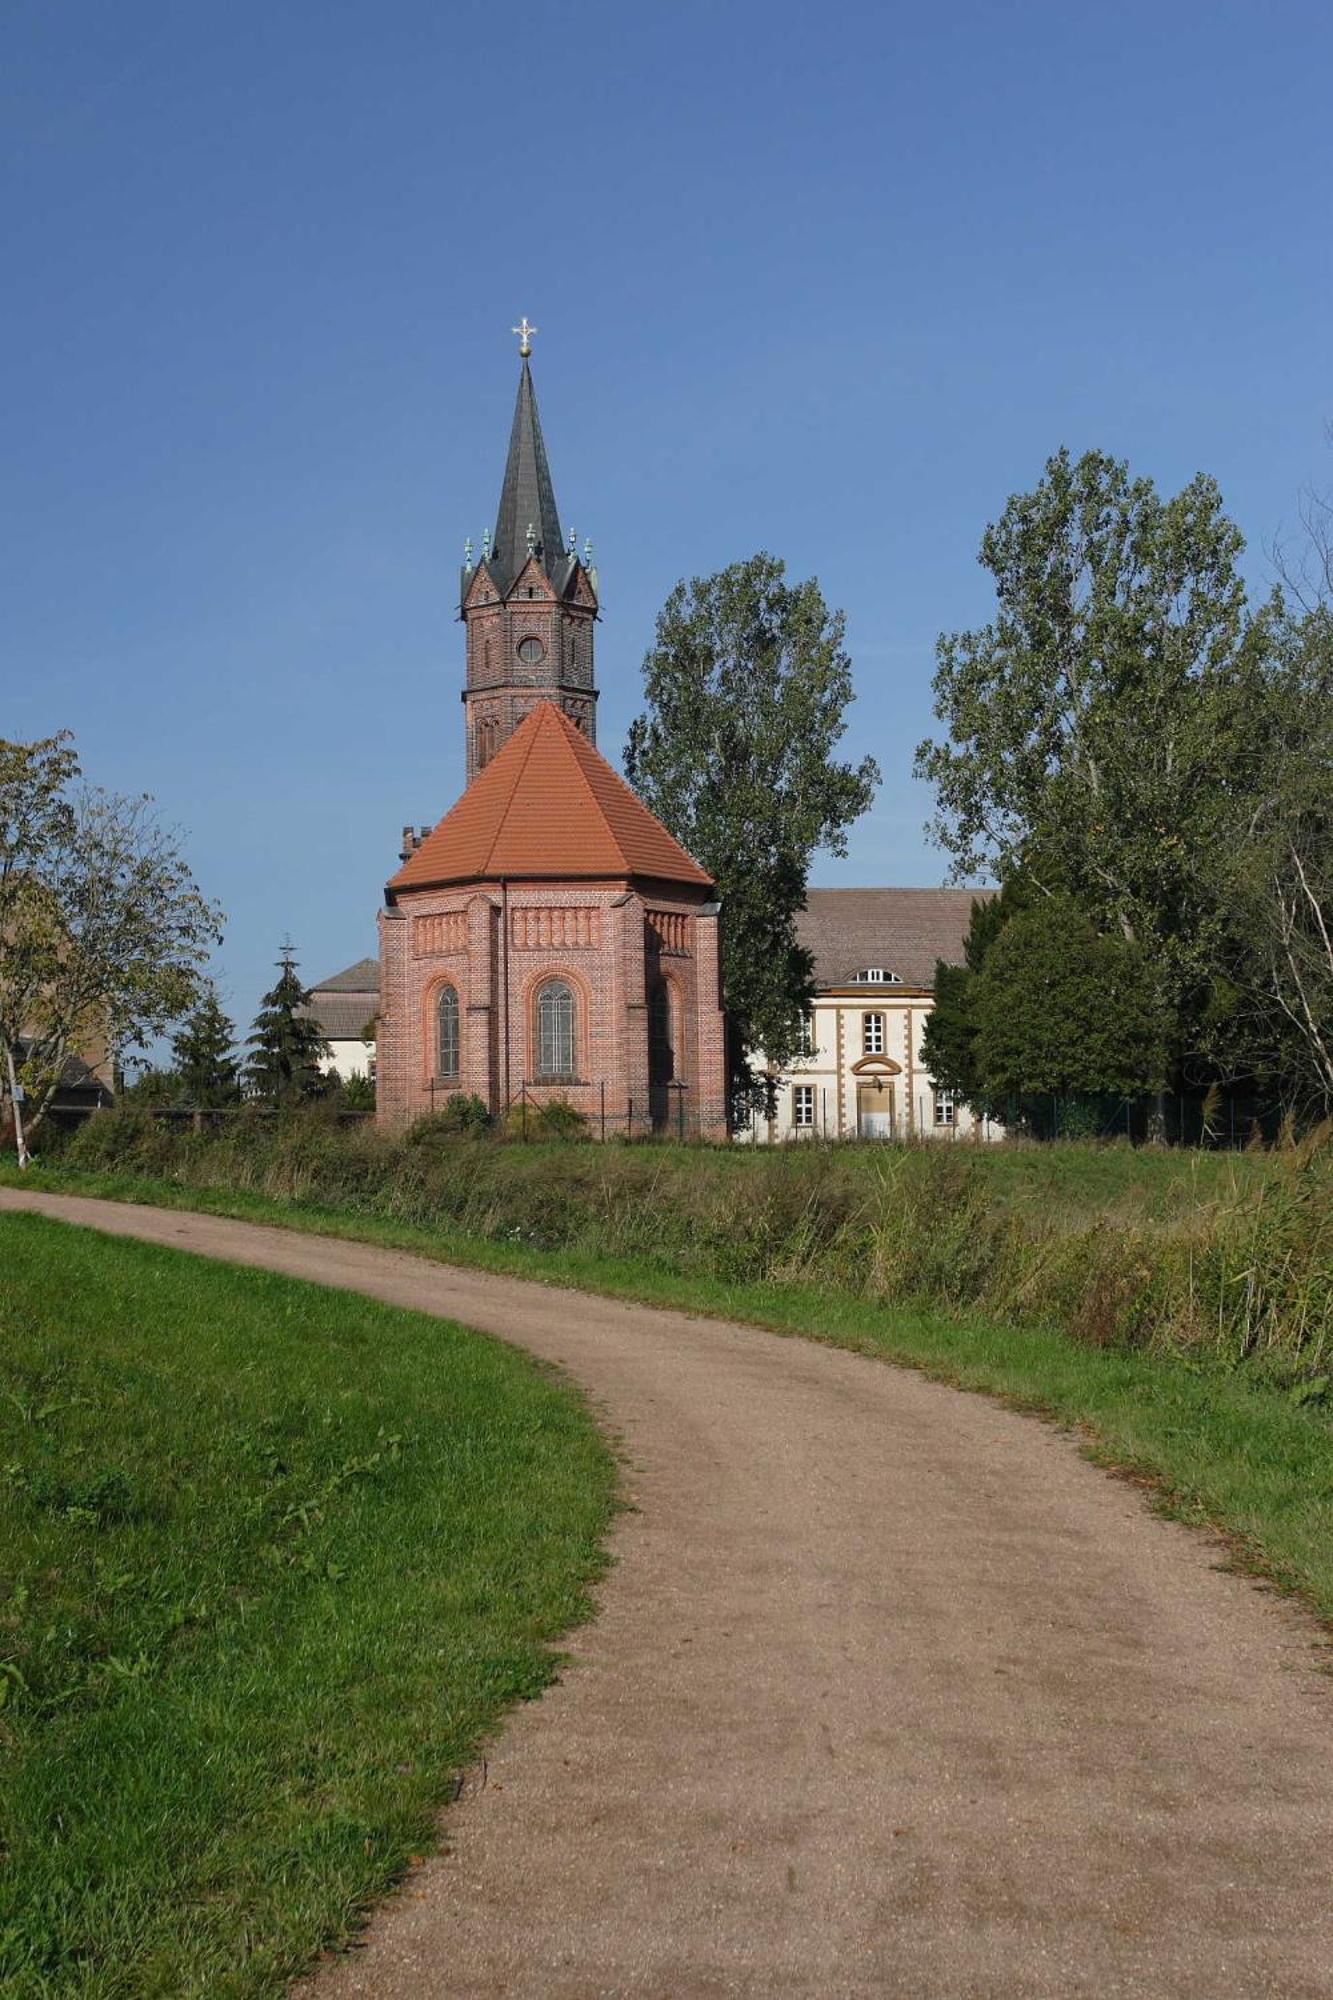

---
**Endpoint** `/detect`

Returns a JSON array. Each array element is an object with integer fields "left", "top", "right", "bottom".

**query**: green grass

[
  {"left": 0, "top": 1212, "right": 616, "bottom": 1999},
  {"left": 6, "top": 1158, "right": 1333, "bottom": 1635}
]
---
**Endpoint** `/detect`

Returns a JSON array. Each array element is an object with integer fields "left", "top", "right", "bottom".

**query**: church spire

[
  {"left": 459, "top": 330, "right": 599, "bottom": 784},
  {"left": 489, "top": 351, "right": 564, "bottom": 595}
]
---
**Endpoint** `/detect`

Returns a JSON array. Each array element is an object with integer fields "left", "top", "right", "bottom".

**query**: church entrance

[{"left": 857, "top": 1078, "right": 895, "bottom": 1140}]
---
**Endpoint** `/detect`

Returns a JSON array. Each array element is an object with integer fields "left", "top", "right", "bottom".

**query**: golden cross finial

[{"left": 512, "top": 316, "right": 538, "bottom": 357}]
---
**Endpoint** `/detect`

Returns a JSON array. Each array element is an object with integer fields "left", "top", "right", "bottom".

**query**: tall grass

[{"left": 54, "top": 1111, "right": 1333, "bottom": 1382}]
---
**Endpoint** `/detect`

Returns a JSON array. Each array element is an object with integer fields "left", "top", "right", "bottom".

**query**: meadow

[{"left": 0, "top": 1213, "right": 614, "bottom": 1998}]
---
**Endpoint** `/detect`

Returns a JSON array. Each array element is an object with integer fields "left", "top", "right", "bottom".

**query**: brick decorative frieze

[
  {"left": 647, "top": 910, "right": 690, "bottom": 956},
  {"left": 412, "top": 912, "right": 467, "bottom": 958},
  {"left": 511, "top": 906, "right": 602, "bottom": 951}
]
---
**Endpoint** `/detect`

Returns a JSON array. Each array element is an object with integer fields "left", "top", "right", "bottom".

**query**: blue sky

[{"left": 4, "top": 0, "right": 1330, "bottom": 1040}]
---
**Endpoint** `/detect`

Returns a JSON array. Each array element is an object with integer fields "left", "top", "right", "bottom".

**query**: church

[{"left": 374, "top": 328, "right": 729, "bottom": 1137}]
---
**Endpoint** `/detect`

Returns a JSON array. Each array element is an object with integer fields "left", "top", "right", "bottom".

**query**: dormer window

[{"left": 853, "top": 967, "right": 901, "bottom": 985}]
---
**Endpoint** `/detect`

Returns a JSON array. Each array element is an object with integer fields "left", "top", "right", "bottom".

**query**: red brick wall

[
  {"left": 462, "top": 558, "right": 598, "bottom": 781},
  {"left": 376, "top": 875, "right": 727, "bottom": 1138}
]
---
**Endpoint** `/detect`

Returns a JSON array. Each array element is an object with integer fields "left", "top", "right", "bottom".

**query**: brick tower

[{"left": 459, "top": 327, "right": 599, "bottom": 782}]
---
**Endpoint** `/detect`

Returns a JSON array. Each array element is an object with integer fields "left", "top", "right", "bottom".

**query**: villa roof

[
  {"left": 302, "top": 957, "right": 378, "bottom": 1042},
  {"left": 309, "top": 956, "right": 378, "bottom": 994},
  {"left": 798, "top": 886, "right": 991, "bottom": 991},
  {"left": 386, "top": 700, "right": 713, "bottom": 897}
]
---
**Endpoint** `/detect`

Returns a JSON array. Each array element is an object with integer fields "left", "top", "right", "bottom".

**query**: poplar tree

[{"left": 626, "top": 554, "right": 878, "bottom": 1111}]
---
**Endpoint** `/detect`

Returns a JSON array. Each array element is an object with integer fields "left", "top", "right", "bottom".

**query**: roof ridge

[
  {"left": 480, "top": 706, "right": 544, "bottom": 873},
  {"left": 555, "top": 705, "right": 635, "bottom": 873},
  {"left": 554, "top": 703, "right": 704, "bottom": 877}
]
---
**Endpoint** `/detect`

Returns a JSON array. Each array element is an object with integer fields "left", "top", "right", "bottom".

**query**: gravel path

[{"left": 5, "top": 1187, "right": 1332, "bottom": 1999}]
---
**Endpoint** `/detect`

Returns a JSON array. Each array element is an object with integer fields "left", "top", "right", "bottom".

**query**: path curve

[{"left": 4, "top": 1188, "right": 1332, "bottom": 1999}]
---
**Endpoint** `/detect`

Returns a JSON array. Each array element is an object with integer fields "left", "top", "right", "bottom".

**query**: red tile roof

[{"left": 387, "top": 701, "right": 712, "bottom": 895}]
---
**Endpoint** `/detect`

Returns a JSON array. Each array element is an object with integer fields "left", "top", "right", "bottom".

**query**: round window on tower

[{"left": 517, "top": 636, "right": 544, "bottom": 666}]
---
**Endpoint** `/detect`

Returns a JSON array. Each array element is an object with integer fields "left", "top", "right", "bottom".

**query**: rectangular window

[
  {"left": 862, "top": 1012, "right": 885, "bottom": 1056},
  {"left": 793, "top": 1084, "right": 815, "bottom": 1129},
  {"left": 934, "top": 1090, "right": 957, "bottom": 1127},
  {"left": 795, "top": 1012, "right": 816, "bottom": 1057}
]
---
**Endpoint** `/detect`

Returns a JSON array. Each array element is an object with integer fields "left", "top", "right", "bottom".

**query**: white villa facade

[{"left": 744, "top": 887, "right": 998, "bottom": 1144}]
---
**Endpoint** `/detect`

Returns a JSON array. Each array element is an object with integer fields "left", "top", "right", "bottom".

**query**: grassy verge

[
  {"left": 0, "top": 1211, "right": 615, "bottom": 1999},
  {"left": 5, "top": 1161, "right": 1333, "bottom": 1635}
]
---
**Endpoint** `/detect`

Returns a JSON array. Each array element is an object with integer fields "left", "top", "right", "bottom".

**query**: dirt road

[{"left": 4, "top": 1187, "right": 1331, "bottom": 1998}]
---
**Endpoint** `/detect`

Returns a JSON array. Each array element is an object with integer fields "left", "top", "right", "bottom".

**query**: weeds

[{"left": 48, "top": 1110, "right": 1333, "bottom": 1384}]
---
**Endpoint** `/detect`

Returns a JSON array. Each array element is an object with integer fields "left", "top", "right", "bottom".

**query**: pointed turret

[{"left": 489, "top": 356, "right": 565, "bottom": 594}]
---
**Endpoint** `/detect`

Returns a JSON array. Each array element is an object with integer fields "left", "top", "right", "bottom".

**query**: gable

[{"left": 505, "top": 555, "right": 556, "bottom": 602}]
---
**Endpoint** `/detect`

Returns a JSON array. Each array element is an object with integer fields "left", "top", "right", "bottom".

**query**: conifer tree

[
  {"left": 170, "top": 988, "right": 241, "bottom": 1106},
  {"left": 244, "top": 945, "right": 329, "bottom": 1105}
]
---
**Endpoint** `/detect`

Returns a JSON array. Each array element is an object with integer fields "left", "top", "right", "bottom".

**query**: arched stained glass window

[
  {"left": 536, "top": 979, "right": 576, "bottom": 1079},
  {"left": 436, "top": 984, "right": 460, "bottom": 1078}
]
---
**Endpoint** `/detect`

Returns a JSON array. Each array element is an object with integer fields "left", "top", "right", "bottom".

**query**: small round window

[{"left": 517, "top": 636, "right": 544, "bottom": 665}]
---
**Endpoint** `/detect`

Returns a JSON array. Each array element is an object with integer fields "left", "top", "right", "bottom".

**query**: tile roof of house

[
  {"left": 301, "top": 958, "right": 378, "bottom": 1043},
  {"left": 798, "top": 886, "right": 992, "bottom": 991},
  {"left": 303, "top": 994, "right": 378, "bottom": 1042},
  {"left": 309, "top": 957, "right": 379, "bottom": 994},
  {"left": 387, "top": 700, "right": 713, "bottom": 896}
]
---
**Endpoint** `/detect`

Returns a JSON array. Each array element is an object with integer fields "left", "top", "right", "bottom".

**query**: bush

[{"left": 406, "top": 1094, "right": 492, "bottom": 1142}]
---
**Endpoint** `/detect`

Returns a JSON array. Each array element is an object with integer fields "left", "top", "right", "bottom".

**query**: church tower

[{"left": 459, "top": 323, "right": 599, "bottom": 782}]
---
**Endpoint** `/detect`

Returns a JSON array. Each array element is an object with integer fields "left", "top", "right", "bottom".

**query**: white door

[{"left": 857, "top": 1082, "right": 895, "bottom": 1139}]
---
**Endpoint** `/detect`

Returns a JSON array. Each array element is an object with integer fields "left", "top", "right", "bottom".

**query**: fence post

[
  {"left": 521, "top": 1085, "right": 528, "bottom": 1142},
  {"left": 677, "top": 1083, "right": 686, "bottom": 1142},
  {"left": 627, "top": 1097, "right": 633, "bottom": 1142},
  {"left": 600, "top": 1079, "right": 606, "bottom": 1143}
]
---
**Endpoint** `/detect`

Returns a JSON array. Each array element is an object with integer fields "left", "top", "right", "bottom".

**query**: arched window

[
  {"left": 436, "top": 984, "right": 460, "bottom": 1078},
  {"left": 536, "top": 979, "right": 576, "bottom": 1079},
  {"left": 648, "top": 979, "right": 674, "bottom": 1083}
]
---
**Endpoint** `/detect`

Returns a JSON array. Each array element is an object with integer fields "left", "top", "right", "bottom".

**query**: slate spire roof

[
  {"left": 489, "top": 356, "right": 564, "bottom": 594},
  {"left": 386, "top": 701, "right": 712, "bottom": 896}
]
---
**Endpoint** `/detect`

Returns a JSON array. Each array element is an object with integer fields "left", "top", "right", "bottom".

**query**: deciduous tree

[
  {"left": 969, "top": 896, "right": 1169, "bottom": 1107},
  {"left": 913, "top": 449, "right": 1273, "bottom": 1077},
  {"left": 626, "top": 554, "right": 878, "bottom": 1110},
  {"left": 1, "top": 734, "right": 222, "bottom": 1140}
]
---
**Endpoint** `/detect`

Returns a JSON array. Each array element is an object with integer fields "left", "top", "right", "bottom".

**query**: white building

[
  {"left": 303, "top": 957, "right": 378, "bottom": 1084},
  {"left": 745, "top": 888, "right": 997, "bottom": 1143}
]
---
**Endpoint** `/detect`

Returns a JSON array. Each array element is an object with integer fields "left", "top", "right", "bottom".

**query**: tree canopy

[
  {"left": 1, "top": 733, "right": 221, "bottom": 1135},
  {"left": 970, "top": 896, "right": 1169, "bottom": 1102},
  {"left": 625, "top": 553, "right": 878, "bottom": 1109},
  {"left": 914, "top": 447, "right": 1275, "bottom": 1088}
]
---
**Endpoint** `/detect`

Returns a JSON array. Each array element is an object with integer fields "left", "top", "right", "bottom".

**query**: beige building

[{"left": 744, "top": 887, "right": 997, "bottom": 1143}]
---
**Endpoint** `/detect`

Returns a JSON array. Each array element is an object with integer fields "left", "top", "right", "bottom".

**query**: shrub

[{"left": 407, "top": 1095, "right": 492, "bottom": 1143}]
